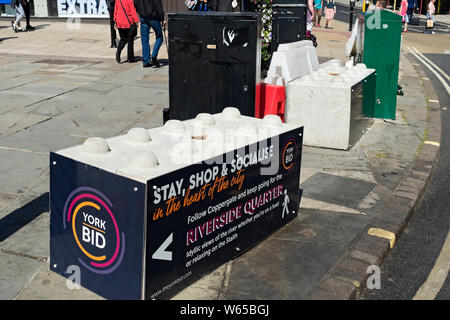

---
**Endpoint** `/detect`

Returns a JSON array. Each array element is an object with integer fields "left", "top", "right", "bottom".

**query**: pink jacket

[
  {"left": 400, "top": 0, "right": 408, "bottom": 16},
  {"left": 428, "top": 1, "right": 435, "bottom": 15},
  {"left": 114, "top": 0, "right": 139, "bottom": 29}
]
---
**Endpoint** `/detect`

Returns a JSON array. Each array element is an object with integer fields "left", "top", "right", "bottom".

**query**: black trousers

[
  {"left": 109, "top": 11, "right": 117, "bottom": 46},
  {"left": 23, "top": 0, "right": 31, "bottom": 26},
  {"left": 117, "top": 27, "right": 136, "bottom": 60}
]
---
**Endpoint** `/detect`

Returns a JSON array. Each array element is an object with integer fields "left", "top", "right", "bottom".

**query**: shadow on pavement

[
  {"left": 0, "top": 192, "right": 49, "bottom": 242},
  {"left": 31, "top": 24, "right": 51, "bottom": 30},
  {"left": 0, "top": 36, "right": 18, "bottom": 43}
]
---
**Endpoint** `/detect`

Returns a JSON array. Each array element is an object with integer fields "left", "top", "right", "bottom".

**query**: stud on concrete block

[
  {"left": 195, "top": 113, "right": 216, "bottom": 127},
  {"left": 355, "top": 63, "right": 367, "bottom": 71},
  {"left": 222, "top": 107, "right": 241, "bottom": 119},
  {"left": 81, "top": 137, "right": 110, "bottom": 155},
  {"left": 130, "top": 150, "right": 159, "bottom": 170},
  {"left": 164, "top": 120, "right": 187, "bottom": 136},
  {"left": 262, "top": 114, "right": 283, "bottom": 128},
  {"left": 126, "top": 128, "right": 151, "bottom": 144}
]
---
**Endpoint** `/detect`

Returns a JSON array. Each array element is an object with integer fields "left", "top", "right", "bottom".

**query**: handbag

[
  {"left": 426, "top": 19, "right": 434, "bottom": 28},
  {"left": 118, "top": 0, "right": 137, "bottom": 35}
]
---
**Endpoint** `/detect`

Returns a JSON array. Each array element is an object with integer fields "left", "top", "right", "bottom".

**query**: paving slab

[
  {"left": 0, "top": 150, "right": 48, "bottom": 195},
  {"left": 222, "top": 209, "right": 369, "bottom": 299},
  {"left": 0, "top": 252, "right": 44, "bottom": 300},
  {"left": 301, "top": 172, "right": 376, "bottom": 209},
  {"left": 14, "top": 264, "right": 103, "bottom": 300}
]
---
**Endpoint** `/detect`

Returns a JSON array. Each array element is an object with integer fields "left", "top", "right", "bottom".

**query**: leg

[
  {"left": 149, "top": 20, "right": 163, "bottom": 61},
  {"left": 317, "top": 9, "right": 322, "bottom": 26},
  {"left": 24, "top": 0, "right": 33, "bottom": 29},
  {"left": 126, "top": 25, "right": 136, "bottom": 61},
  {"left": 109, "top": 11, "right": 117, "bottom": 47},
  {"left": 140, "top": 18, "right": 151, "bottom": 65},
  {"left": 116, "top": 28, "right": 129, "bottom": 63},
  {"left": 14, "top": 4, "right": 25, "bottom": 30}
]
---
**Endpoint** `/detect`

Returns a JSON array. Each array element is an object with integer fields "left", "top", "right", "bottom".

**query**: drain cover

[
  {"left": 66, "top": 38, "right": 99, "bottom": 43},
  {"left": 33, "top": 59, "right": 96, "bottom": 65}
]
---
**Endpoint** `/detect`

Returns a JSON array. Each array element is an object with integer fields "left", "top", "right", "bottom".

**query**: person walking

[
  {"left": 307, "top": 0, "right": 315, "bottom": 32},
  {"left": 114, "top": 0, "right": 139, "bottom": 63},
  {"left": 406, "top": 0, "right": 417, "bottom": 24},
  {"left": 134, "top": 0, "right": 165, "bottom": 68},
  {"left": 11, "top": 0, "right": 26, "bottom": 32},
  {"left": 22, "top": 0, "right": 35, "bottom": 31},
  {"left": 324, "top": 0, "right": 336, "bottom": 29},
  {"left": 399, "top": 0, "right": 409, "bottom": 32},
  {"left": 107, "top": 0, "right": 117, "bottom": 48},
  {"left": 313, "top": 0, "right": 323, "bottom": 28},
  {"left": 426, "top": 0, "right": 436, "bottom": 34}
]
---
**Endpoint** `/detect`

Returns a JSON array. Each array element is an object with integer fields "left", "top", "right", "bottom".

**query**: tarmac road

[{"left": 363, "top": 52, "right": 450, "bottom": 300}]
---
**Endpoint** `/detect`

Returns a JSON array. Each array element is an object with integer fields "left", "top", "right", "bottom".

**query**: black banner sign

[{"left": 145, "top": 127, "right": 303, "bottom": 299}]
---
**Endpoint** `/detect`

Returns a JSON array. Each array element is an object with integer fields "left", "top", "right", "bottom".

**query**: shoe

[
  {"left": 128, "top": 58, "right": 138, "bottom": 63},
  {"left": 151, "top": 58, "right": 160, "bottom": 68},
  {"left": 143, "top": 62, "right": 153, "bottom": 68},
  {"left": 109, "top": 43, "right": 117, "bottom": 48},
  {"left": 16, "top": 27, "right": 24, "bottom": 32},
  {"left": 26, "top": 25, "right": 35, "bottom": 31},
  {"left": 11, "top": 21, "right": 18, "bottom": 33},
  {"left": 318, "top": 24, "right": 321, "bottom": 28},
  {"left": 115, "top": 50, "right": 121, "bottom": 64}
]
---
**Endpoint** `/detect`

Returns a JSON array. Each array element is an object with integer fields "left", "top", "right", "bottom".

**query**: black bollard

[{"left": 349, "top": 0, "right": 355, "bottom": 31}]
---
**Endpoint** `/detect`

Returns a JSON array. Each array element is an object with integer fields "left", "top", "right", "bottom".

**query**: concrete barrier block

[
  {"left": 285, "top": 64, "right": 375, "bottom": 150},
  {"left": 49, "top": 107, "right": 304, "bottom": 300}
]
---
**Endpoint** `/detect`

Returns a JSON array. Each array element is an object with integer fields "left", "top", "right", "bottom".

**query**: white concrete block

[
  {"left": 56, "top": 108, "right": 299, "bottom": 183},
  {"left": 265, "top": 40, "right": 346, "bottom": 86},
  {"left": 285, "top": 64, "right": 375, "bottom": 150},
  {"left": 265, "top": 40, "right": 320, "bottom": 84}
]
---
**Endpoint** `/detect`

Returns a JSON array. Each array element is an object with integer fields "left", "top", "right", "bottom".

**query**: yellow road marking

[
  {"left": 413, "top": 230, "right": 450, "bottom": 300},
  {"left": 424, "top": 141, "right": 440, "bottom": 147},
  {"left": 368, "top": 228, "right": 396, "bottom": 249}
]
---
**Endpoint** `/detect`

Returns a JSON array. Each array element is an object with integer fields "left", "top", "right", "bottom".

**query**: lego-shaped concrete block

[
  {"left": 285, "top": 63, "right": 375, "bottom": 150},
  {"left": 265, "top": 40, "right": 342, "bottom": 85},
  {"left": 49, "top": 108, "right": 304, "bottom": 300}
]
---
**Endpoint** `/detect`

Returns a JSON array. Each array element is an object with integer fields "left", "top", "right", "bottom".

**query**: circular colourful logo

[
  {"left": 63, "top": 187, "right": 125, "bottom": 274},
  {"left": 282, "top": 138, "right": 296, "bottom": 171}
]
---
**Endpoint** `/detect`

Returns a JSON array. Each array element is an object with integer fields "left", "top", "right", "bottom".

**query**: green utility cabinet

[{"left": 357, "top": 9, "right": 402, "bottom": 120}]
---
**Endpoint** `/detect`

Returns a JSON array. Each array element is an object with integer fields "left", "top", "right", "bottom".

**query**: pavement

[{"left": 0, "top": 17, "right": 445, "bottom": 300}]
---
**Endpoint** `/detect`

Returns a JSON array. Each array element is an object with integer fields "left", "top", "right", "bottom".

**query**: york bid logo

[
  {"left": 63, "top": 187, "right": 125, "bottom": 274},
  {"left": 282, "top": 138, "right": 296, "bottom": 171}
]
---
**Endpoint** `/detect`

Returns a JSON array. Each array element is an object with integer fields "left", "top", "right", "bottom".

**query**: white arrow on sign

[{"left": 152, "top": 233, "right": 173, "bottom": 261}]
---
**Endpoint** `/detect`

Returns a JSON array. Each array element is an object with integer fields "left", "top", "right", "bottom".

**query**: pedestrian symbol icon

[{"left": 282, "top": 190, "right": 290, "bottom": 218}]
